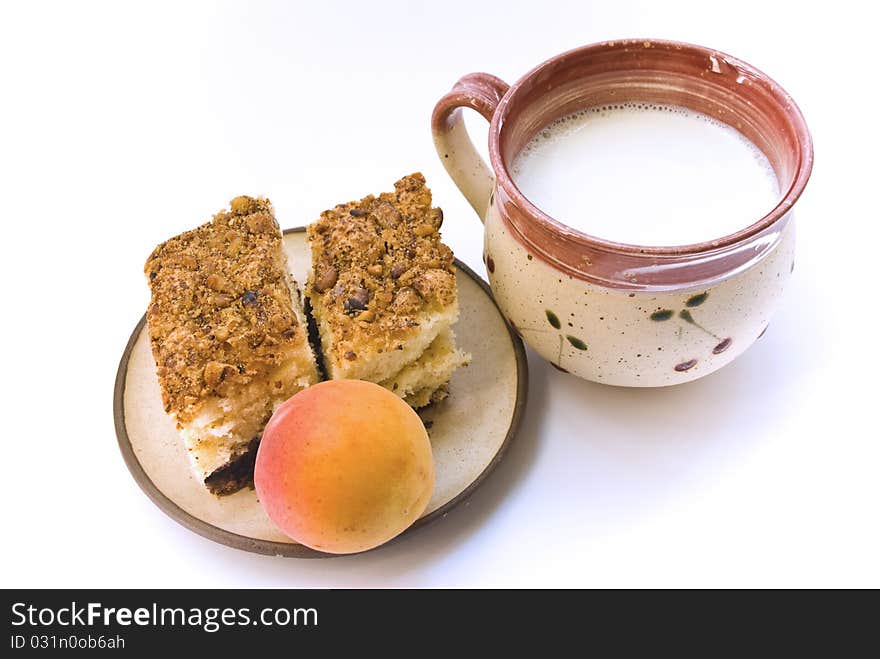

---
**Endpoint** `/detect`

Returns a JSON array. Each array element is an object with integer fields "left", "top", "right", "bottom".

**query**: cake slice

[
  {"left": 306, "top": 173, "right": 469, "bottom": 406},
  {"left": 379, "top": 329, "right": 469, "bottom": 408},
  {"left": 144, "top": 196, "right": 319, "bottom": 495}
]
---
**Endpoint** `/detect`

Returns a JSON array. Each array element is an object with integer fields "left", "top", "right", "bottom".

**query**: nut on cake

[
  {"left": 144, "top": 196, "right": 319, "bottom": 495},
  {"left": 306, "top": 173, "right": 469, "bottom": 407}
]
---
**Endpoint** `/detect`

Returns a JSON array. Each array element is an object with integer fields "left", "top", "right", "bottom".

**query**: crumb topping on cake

[
  {"left": 145, "top": 196, "right": 307, "bottom": 421},
  {"left": 306, "top": 173, "right": 456, "bottom": 359}
]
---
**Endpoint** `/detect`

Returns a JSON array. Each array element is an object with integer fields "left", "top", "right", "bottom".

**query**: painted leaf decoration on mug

[
  {"left": 545, "top": 309, "right": 561, "bottom": 329},
  {"left": 566, "top": 335, "right": 587, "bottom": 351},
  {"left": 685, "top": 292, "right": 709, "bottom": 307}
]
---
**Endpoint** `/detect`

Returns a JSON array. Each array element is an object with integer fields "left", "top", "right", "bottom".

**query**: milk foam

[{"left": 510, "top": 103, "right": 781, "bottom": 246}]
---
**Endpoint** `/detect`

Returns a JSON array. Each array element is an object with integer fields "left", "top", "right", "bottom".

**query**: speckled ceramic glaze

[{"left": 432, "top": 39, "right": 813, "bottom": 386}]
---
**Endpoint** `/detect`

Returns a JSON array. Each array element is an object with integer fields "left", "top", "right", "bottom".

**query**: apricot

[{"left": 254, "top": 379, "right": 434, "bottom": 554}]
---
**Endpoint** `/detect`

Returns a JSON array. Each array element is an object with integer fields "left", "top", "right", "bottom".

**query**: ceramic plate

[{"left": 114, "top": 228, "right": 528, "bottom": 557}]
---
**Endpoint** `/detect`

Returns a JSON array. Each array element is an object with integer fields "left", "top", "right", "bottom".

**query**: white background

[{"left": 2, "top": 0, "right": 877, "bottom": 588}]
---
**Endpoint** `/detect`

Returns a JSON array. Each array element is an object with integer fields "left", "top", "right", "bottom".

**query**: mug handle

[{"left": 432, "top": 73, "right": 510, "bottom": 223}]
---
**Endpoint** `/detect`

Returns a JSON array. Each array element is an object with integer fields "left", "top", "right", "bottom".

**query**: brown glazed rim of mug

[{"left": 487, "top": 38, "right": 814, "bottom": 257}]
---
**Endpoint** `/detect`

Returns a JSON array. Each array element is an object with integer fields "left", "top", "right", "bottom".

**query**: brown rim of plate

[{"left": 113, "top": 226, "right": 529, "bottom": 558}]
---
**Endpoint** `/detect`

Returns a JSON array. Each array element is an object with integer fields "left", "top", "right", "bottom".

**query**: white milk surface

[{"left": 510, "top": 103, "right": 781, "bottom": 246}]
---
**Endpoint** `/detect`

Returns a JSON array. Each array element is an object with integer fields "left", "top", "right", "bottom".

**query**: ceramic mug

[{"left": 432, "top": 39, "right": 813, "bottom": 386}]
